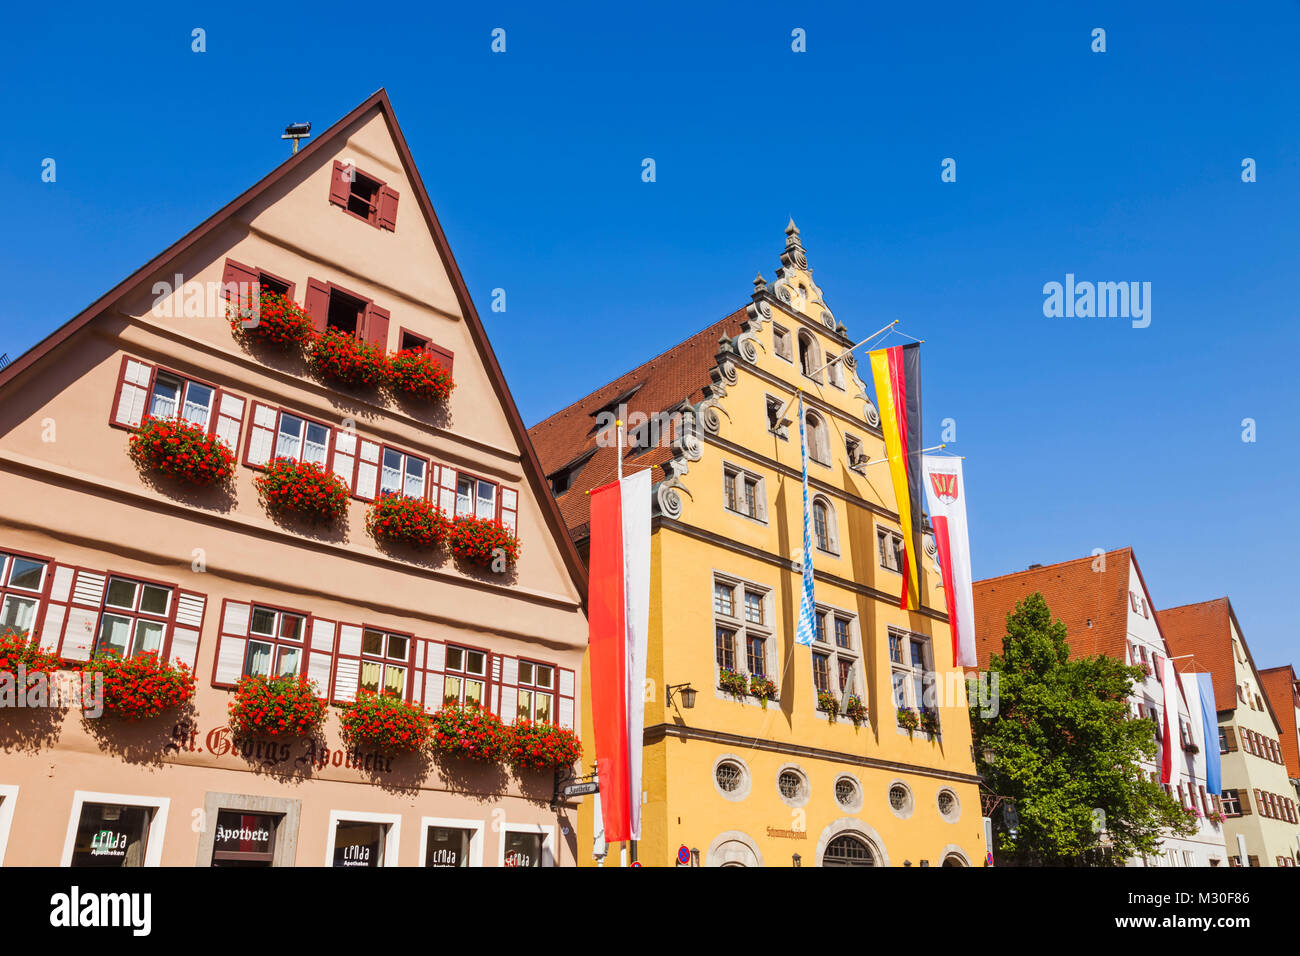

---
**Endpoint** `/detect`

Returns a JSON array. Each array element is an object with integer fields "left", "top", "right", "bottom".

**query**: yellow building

[{"left": 530, "top": 222, "right": 985, "bottom": 867}]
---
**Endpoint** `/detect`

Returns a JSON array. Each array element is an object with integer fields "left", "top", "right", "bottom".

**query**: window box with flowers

[
  {"left": 718, "top": 667, "right": 748, "bottom": 700},
  {"left": 429, "top": 701, "right": 505, "bottom": 762},
  {"left": 0, "top": 627, "right": 62, "bottom": 684},
  {"left": 365, "top": 493, "right": 449, "bottom": 550},
  {"left": 817, "top": 691, "right": 840, "bottom": 722},
  {"left": 844, "top": 695, "right": 868, "bottom": 728},
  {"left": 748, "top": 674, "right": 777, "bottom": 708},
  {"left": 255, "top": 457, "right": 351, "bottom": 523},
  {"left": 919, "top": 708, "right": 940, "bottom": 736},
  {"left": 1183, "top": 742, "right": 1200, "bottom": 754},
  {"left": 228, "top": 674, "right": 327, "bottom": 740},
  {"left": 447, "top": 515, "right": 520, "bottom": 570},
  {"left": 128, "top": 416, "right": 236, "bottom": 487},
  {"left": 1140, "top": 662, "right": 1153, "bottom": 678},
  {"left": 897, "top": 706, "right": 920, "bottom": 734},
  {"left": 305, "top": 329, "right": 388, "bottom": 389},
  {"left": 388, "top": 347, "right": 455, "bottom": 403},
  {"left": 338, "top": 689, "right": 433, "bottom": 754},
  {"left": 1214, "top": 810, "right": 1227, "bottom": 824},
  {"left": 227, "top": 289, "right": 315, "bottom": 348},
  {"left": 82, "top": 651, "right": 195, "bottom": 721},
  {"left": 504, "top": 719, "right": 582, "bottom": 772}
]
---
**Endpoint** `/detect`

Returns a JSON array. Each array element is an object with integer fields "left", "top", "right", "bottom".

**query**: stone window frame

[
  {"left": 324, "top": 808, "right": 402, "bottom": 867},
  {"left": 775, "top": 763, "right": 812, "bottom": 809},
  {"left": 773, "top": 324, "right": 793, "bottom": 363},
  {"left": 62, "top": 789, "right": 172, "bottom": 868},
  {"left": 195, "top": 791, "right": 301, "bottom": 867},
  {"left": 721, "top": 461, "right": 768, "bottom": 525},
  {"left": 936, "top": 786, "right": 962, "bottom": 824},
  {"left": 712, "top": 573, "right": 777, "bottom": 703},
  {"left": 419, "top": 815, "right": 485, "bottom": 867},
  {"left": 811, "top": 494, "right": 840, "bottom": 556},
  {"left": 890, "top": 626, "right": 938, "bottom": 734},
  {"left": 887, "top": 779, "right": 915, "bottom": 820},
  {"left": 833, "top": 773, "right": 863, "bottom": 813},
  {"left": 712, "top": 753, "right": 753, "bottom": 802},
  {"left": 497, "top": 821, "right": 556, "bottom": 868},
  {"left": 876, "top": 524, "right": 905, "bottom": 574},
  {"left": 810, "top": 602, "right": 861, "bottom": 720},
  {"left": 764, "top": 393, "right": 790, "bottom": 440},
  {"left": 813, "top": 818, "right": 890, "bottom": 868}
]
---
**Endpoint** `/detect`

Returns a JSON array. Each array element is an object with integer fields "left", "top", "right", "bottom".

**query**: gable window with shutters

[
  {"left": 379, "top": 447, "right": 428, "bottom": 499},
  {"left": 93, "top": 577, "right": 172, "bottom": 659},
  {"left": 276, "top": 412, "right": 331, "bottom": 467},
  {"left": 443, "top": 645, "right": 489, "bottom": 708},
  {"left": 454, "top": 473, "right": 498, "bottom": 521},
  {"left": 221, "top": 258, "right": 294, "bottom": 303},
  {"left": 359, "top": 629, "right": 410, "bottom": 698},
  {"left": 329, "top": 160, "right": 399, "bottom": 231},
  {"left": 0, "top": 549, "right": 49, "bottom": 637},
  {"left": 303, "top": 279, "right": 391, "bottom": 353},
  {"left": 244, "top": 605, "right": 308, "bottom": 680},
  {"left": 515, "top": 660, "right": 555, "bottom": 723},
  {"left": 398, "top": 327, "right": 455, "bottom": 375},
  {"left": 110, "top": 356, "right": 246, "bottom": 451}
]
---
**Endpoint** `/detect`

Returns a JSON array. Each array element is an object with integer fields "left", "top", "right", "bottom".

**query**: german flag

[{"left": 869, "top": 344, "right": 923, "bottom": 610}]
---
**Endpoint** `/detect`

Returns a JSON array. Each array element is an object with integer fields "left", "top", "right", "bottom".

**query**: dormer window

[
  {"left": 326, "top": 287, "right": 366, "bottom": 337},
  {"left": 329, "top": 160, "right": 399, "bottom": 231}
]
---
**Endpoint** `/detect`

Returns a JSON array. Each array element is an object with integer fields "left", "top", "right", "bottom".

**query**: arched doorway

[{"left": 824, "top": 834, "right": 876, "bottom": 867}]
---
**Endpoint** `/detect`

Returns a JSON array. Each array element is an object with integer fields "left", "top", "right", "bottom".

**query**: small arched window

[
  {"left": 812, "top": 496, "right": 837, "bottom": 553},
  {"left": 825, "top": 834, "right": 875, "bottom": 867},
  {"left": 804, "top": 412, "right": 830, "bottom": 466},
  {"left": 798, "top": 332, "right": 821, "bottom": 381}
]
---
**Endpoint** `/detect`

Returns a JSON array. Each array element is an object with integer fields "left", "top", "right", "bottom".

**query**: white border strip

[{"left": 60, "top": 790, "right": 170, "bottom": 868}]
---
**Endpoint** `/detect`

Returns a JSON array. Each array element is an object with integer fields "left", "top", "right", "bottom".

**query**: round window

[
  {"left": 716, "top": 762, "right": 743, "bottom": 793},
  {"left": 888, "top": 782, "right": 914, "bottom": 818},
  {"left": 937, "top": 788, "right": 960, "bottom": 822},
  {"left": 834, "top": 776, "right": 861, "bottom": 811}
]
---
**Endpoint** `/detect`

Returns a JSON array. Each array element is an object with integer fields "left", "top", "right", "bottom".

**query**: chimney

[{"left": 1028, "top": 563, "right": 1043, "bottom": 570}]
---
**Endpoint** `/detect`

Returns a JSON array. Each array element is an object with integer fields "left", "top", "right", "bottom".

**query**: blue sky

[{"left": 2, "top": 2, "right": 1297, "bottom": 669}]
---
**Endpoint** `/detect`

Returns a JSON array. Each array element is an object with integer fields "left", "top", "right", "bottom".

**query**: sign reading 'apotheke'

[{"left": 167, "top": 722, "right": 398, "bottom": 774}]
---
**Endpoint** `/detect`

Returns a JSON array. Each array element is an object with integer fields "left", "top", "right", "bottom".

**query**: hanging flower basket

[
  {"left": 82, "top": 651, "right": 195, "bottom": 721},
  {"left": 255, "top": 457, "right": 350, "bottom": 523},
  {"left": 128, "top": 416, "right": 236, "bottom": 486},
  {"left": 748, "top": 674, "right": 777, "bottom": 708},
  {"left": 228, "top": 674, "right": 327, "bottom": 740},
  {"left": 817, "top": 690, "right": 840, "bottom": 722},
  {"left": 388, "top": 347, "right": 454, "bottom": 403},
  {"left": 429, "top": 701, "right": 505, "bottom": 762},
  {"left": 920, "top": 708, "right": 940, "bottom": 735},
  {"left": 718, "top": 668, "right": 747, "bottom": 699},
  {"left": 447, "top": 515, "right": 520, "bottom": 569},
  {"left": 306, "top": 329, "right": 388, "bottom": 389},
  {"left": 504, "top": 719, "right": 582, "bottom": 772},
  {"left": 1214, "top": 810, "right": 1227, "bottom": 824},
  {"left": 365, "top": 493, "right": 448, "bottom": 549},
  {"left": 0, "top": 627, "right": 62, "bottom": 681},
  {"left": 897, "top": 707, "right": 920, "bottom": 734},
  {"left": 227, "top": 289, "right": 315, "bottom": 348},
  {"left": 1140, "top": 662, "right": 1153, "bottom": 678},
  {"left": 845, "top": 695, "right": 868, "bottom": 727},
  {"left": 338, "top": 690, "right": 433, "bottom": 754}
]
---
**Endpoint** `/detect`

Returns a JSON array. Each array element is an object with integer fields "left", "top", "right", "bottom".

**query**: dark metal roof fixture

[
  {"left": 0, "top": 353, "right": 9, "bottom": 371},
  {"left": 281, "top": 122, "right": 312, "bottom": 154}
]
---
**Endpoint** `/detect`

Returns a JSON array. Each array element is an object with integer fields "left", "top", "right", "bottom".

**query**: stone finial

[
  {"left": 753, "top": 271, "right": 767, "bottom": 292},
  {"left": 785, "top": 217, "right": 799, "bottom": 238}
]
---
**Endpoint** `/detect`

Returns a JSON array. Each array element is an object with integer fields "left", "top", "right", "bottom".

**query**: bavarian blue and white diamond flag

[{"left": 795, "top": 392, "right": 817, "bottom": 646}]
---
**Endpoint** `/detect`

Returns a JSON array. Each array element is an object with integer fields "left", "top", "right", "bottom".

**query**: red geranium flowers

[
  {"left": 447, "top": 515, "right": 520, "bottom": 569},
  {"left": 228, "top": 674, "right": 327, "bottom": 739},
  {"left": 338, "top": 690, "right": 433, "bottom": 754},
  {"left": 429, "top": 701, "right": 506, "bottom": 762},
  {"left": 128, "top": 416, "right": 236, "bottom": 486},
  {"left": 255, "top": 457, "right": 351, "bottom": 523},
  {"left": 365, "top": 493, "right": 449, "bottom": 549},
  {"left": 227, "top": 289, "right": 315, "bottom": 348},
  {"left": 305, "top": 329, "right": 388, "bottom": 389},
  {"left": 388, "top": 347, "right": 454, "bottom": 403},
  {"left": 503, "top": 719, "right": 582, "bottom": 772},
  {"left": 83, "top": 651, "right": 195, "bottom": 721}
]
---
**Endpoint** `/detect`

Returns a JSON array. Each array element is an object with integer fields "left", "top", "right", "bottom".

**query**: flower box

[
  {"left": 388, "top": 347, "right": 454, "bottom": 403},
  {"left": 228, "top": 674, "right": 327, "bottom": 739},
  {"left": 748, "top": 673, "right": 777, "bottom": 708},
  {"left": 255, "top": 457, "right": 351, "bottom": 523},
  {"left": 228, "top": 289, "right": 314, "bottom": 348},
  {"left": 306, "top": 329, "right": 388, "bottom": 389},
  {"left": 82, "top": 651, "right": 195, "bottom": 720},
  {"left": 718, "top": 668, "right": 747, "bottom": 699},
  {"left": 0, "top": 627, "right": 62, "bottom": 681},
  {"left": 128, "top": 416, "right": 236, "bottom": 486},
  {"left": 504, "top": 719, "right": 582, "bottom": 772},
  {"left": 429, "top": 701, "right": 505, "bottom": 762},
  {"left": 366, "top": 493, "right": 448, "bottom": 549},
  {"left": 338, "top": 689, "right": 433, "bottom": 754},
  {"left": 897, "top": 707, "right": 920, "bottom": 733},
  {"left": 1140, "top": 662, "right": 1153, "bottom": 678},
  {"left": 920, "top": 708, "right": 940, "bottom": 735},
  {"left": 845, "top": 695, "right": 868, "bottom": 728},
  {"left": 817, "top": 690, "right": 840, "bottom": 722},
  {"left": 447, "top": 515, "right": 520, "bottom": 569}
]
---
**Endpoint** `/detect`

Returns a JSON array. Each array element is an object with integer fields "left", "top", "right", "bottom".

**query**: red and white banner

[
  {"left": 1160, "top": 655, "right": 1179, "bottom": 784},
  {"left": 920, "top": 456, "right": 976, "bottom": 668},
  {"left": 587, "top": 469, "right": 650, "bottom": 844}
]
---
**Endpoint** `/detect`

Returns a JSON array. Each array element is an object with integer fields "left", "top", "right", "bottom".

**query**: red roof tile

[
  {"left": 1157, "top": 598, "right": 1236, "bottom": 715},
  {"left": 1259, "top": 665, "right": 1300, "bottom": 778},
  {"left": 527, "top": 309, "right": 748, "bottom": 537}
]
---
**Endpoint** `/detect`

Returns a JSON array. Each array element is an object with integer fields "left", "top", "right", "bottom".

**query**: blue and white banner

[
  {"left": 795, "top": 392, "right": 816, "bottom": 647},
  {"left": 1197, "top": 673, "right": 1221, "bottom": 795}
]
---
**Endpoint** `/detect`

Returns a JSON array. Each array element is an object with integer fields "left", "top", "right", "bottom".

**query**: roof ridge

[
  {"left": 529, "top": 307, "right": 746, "bottom": 430},
  {"left": 1157, "top": 596, "right": 1230, "bottom": 614},
  {"left": 974, "top": 547, "right": 1130, "bottom": 586}
]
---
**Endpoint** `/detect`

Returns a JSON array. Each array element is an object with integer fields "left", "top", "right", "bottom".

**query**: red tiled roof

[
  {"left": 971, "top": 548, "right": 1135, "bottom": 668},
  {"left": 527, "top": 309, "right": 748, "bottom": 537},
  {"left": 1157, "top": 598, "right": 1235, "bottom": 714},
  {"left": 1259, "top": 665, "right": 1300, "bottom": 778}
]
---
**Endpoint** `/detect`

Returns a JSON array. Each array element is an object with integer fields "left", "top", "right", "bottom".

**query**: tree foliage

[{"left": 972, "top": 593, "right": 1194, "bottom": 865}]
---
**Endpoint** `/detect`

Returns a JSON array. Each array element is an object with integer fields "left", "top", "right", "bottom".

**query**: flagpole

[
  {"left": 614, "top": 419, "right": 637, "bottom": 866},
  {"left": 807, "top": 319, "right": 903, "bottom": 380}
]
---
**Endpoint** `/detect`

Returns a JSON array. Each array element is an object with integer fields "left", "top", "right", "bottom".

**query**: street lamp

[
  {"left": 792, "top": 853, "right": 801, "bottom": 867},
  {"left": 666, "top": 683, "right": 697, "bottom": 709}
]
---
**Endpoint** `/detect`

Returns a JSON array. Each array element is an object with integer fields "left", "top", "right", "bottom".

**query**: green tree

[{"left": 972, "top": 592, "right": 1194, "bottom": 865}]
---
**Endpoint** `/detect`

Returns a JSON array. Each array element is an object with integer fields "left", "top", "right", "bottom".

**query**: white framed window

[
  {"left": 444, "top": 645, "right": 488, "bottom": 707},
  {"left": 380, "top": 447, "right": 427, "bottom": 498},
  {"left": 149, "top": 371, "right": 216, "bottom": 430},
  {"left": 890, "top": 628, "right": 936, "bottom": 724},
  {"left": 516, "top": 660, "right": 555, "bottom": 723},
  {"left": 420, "top": 815, "right": 485, "bottom": 867},
  {"left": 812, "top": 495, "right": 839, "bottom": 554},
  {"left": 325, "top": 810, "right": 402, "bottom": 867},
  {"left": 359, "top": 628, "right": 410, "bottom": 698},
  {"left": 877, "top": 526, "right": 905, "bottom": 573},
  {"left": 811, "top": 606, "right": 859, "bottom": 706},
  {"left": 712, "top": 574, "right": 774, "bottom": 690},
  {"left": 455, "top": 475, "right": 498, "bottom": 520},
  {"left": 244, "top": 605, "right": 307, "bottom": 679},
  {"left": 61, "top": 791, "right": 170, "bottom": 868},
  {"left": 498, "top": 822, "right": 556, "bottom": 867},
  {"left": 275, "top": 412, "right": 331, "bottom": 467},
  {"left": 0, "top": 550, "right": 48, "bottom": 637},
  {"left": 723, "top": 465, "right": 766, "bottom": 521},
  {"left": 0, "top": 785, "right": 18, "bottom": 866},
  {"left": 94, "top": 576, "right": 173, "bottom": 659}
]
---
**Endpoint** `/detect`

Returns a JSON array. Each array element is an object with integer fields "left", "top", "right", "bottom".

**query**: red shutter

[
  {"left": 329, "top": 161, "right": 351, "bottom": 207},
  {"left": 429, "top": 344, "right": 454, "bottom": 376},
  {"left": 376, "top": 186, "right": 400, "bottom": 231},
  {"left": 304, "top": 279, "right": 331, "bottom": 333},
  {"left": 363, "top": 303, "right": 390, "bottom": 352},
  {"left": 110, "top": 355, "right": 155, "bottom": 429},
  {"left": 221, "top": 258, "right": 259, "bottom": 306}
]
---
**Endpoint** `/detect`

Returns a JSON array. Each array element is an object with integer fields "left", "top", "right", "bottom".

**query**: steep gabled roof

[
  {"left": 527, "top": 309, "right": 748, "bottom": 538},
  {"left": 0, "top": 89, "right": 588, "bottom": 603},
  {"left": 1259, "top": 665, "right": 1300, "bottom": 778},
  {"left": 1156, "top": 598, "right": 1235, "bottom": 712},
  {"left": 971, "top": 548, "right": 1136, "bottom": 667}
]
